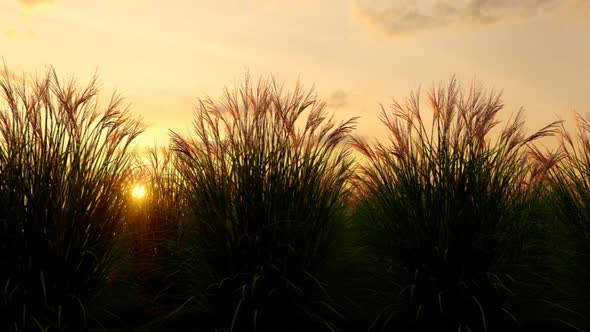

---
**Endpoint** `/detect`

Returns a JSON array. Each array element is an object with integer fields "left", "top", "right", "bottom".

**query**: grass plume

[
  {"left": 533, "top": 113, "right": 590, "bottom": 329},
  {"left": 0, "top": 65, "right": 143, "bottom": 331},
  {"left": 170, "top": 74, "right": 357, "bottom": 331},
  {"left": 352, "top": 77, "right": 559, "bottom": 331}
]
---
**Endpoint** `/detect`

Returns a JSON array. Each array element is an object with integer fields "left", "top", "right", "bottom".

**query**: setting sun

[{"left": 131, "top": 183, "right": 146, "bottom": 200}]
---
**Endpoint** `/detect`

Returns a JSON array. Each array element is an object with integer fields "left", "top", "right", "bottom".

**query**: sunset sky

[{"left": 1, "top": 0, "right": 589, "bottom": 147}]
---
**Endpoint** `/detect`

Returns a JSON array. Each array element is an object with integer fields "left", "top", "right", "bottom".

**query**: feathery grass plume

[
  {"left": 352, "top": 77, "right": 559, "bottom": 331},
  {"left": 0, "top": 65, "right": 143, "bottom": 331},
  {"left": 534, "top": 113, "right": 590, "bottom": 329},
  {"left": 544, "top": 113, "right": 590, "bottom": 245},
  {"left": 170, "top": 74, "right": 357, "bottom": 331}
]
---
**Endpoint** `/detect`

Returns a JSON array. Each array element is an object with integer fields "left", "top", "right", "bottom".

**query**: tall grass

[
  {"left": 543, "top": 113, "right": 590, "bottom": 251},
  {"left": 536, "top": 113, "right": 590, "bottom": 329},
  {"left": 0, "top": 67, "right": 143, "bottom": 331},
  {"left": 124, "top": 148, "right": 201, "bottom": 319},
  {"left": 352, "top": 78, "right": 559, "bottom": 331},
  {"left": 170, "top": 75, "right": 357, "bottom": 331}
]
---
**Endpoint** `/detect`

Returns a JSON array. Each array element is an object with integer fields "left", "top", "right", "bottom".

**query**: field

[{"left": 1, "top": 68, "right": 589, "bottom": 332}]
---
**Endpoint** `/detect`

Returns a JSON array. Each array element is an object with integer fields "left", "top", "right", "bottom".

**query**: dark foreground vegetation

[{"left": 0, "top": 66, "right": 589, "bottom": 331}]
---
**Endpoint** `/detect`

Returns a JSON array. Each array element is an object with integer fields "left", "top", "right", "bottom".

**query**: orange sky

[{"left": 1, "top": 0, "right": 589, "bottom": 147}]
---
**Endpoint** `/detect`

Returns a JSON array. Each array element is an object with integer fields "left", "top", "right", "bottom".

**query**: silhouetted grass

[
  {"left": 534, "top": 113, "right": 590, "bottom": 330},
  {"left": 0, "top": 66, "right": 143, "bottom": 331},
  {"left": 2, "top": 65, "right": 589, "bottom": 332},
  {"left": 170, "top": 74, "right": 357, "bottom": 331},
  {"left": 352, "top": 78, "right": 560, "bottom": 331},
  {"left": 127, "top": 148, "right": 209, "bottom": 325},
  {"left": 89, "top": 148, "right": 210, "bottom": 331},
  {"left": 127, "top": 149, "right": 189, "bottom": 308}
]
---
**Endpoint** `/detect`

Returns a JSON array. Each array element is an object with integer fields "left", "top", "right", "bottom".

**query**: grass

[
  {"left": 91, "top": 147, "right": 211, "bottom": 331},
  {"left": 1, "top": 65, "right": 590, "bottom": 331},
  {"left": 126, "top": 148, "right": 192, "bottom": 310},
  {"left": 169, "top": 74, "right": 357, "bottom": 331},
  {"left": 0, "top": 66, "right": 143, "bottom": 331},
  {"left": 532, "top": 113, "right": 590, "bottom": 330},
  {"left": 351, "top": 77, "right": 561, "bottom": 331}
]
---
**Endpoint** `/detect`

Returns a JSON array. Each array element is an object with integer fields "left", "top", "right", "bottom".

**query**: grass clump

[
  {"left": 170, "top": 74, "right": 357, "bottom": 331},
  {"left": 0, "top": 67, "right": 143, "bottom": 331},
  {"left": 543, "top": 112, "right": 590, "bottom": 255},
  {"left": 537, "top": 113, "right": 590, "bottom": 329},
  {"left": 352, "top": 78, "right": 559, "bottom": 331},
  {"left": 122, "top": 148, "right": 204, "bottom": 324}
]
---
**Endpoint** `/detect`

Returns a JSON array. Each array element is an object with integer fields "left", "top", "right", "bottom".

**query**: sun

[{"left": 131, "top": 183, "right": 146, "bottom": 200}]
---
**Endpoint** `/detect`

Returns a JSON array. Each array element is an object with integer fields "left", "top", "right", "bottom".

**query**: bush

[
  {"left": 0, "top": 67, "right": 143, "bottom": 331},
  {"left": 352, "top": 78, "right": 559, "bottom": 331},
  {"left": 170, "top": 74, "right": 357, "bottom": 331}
]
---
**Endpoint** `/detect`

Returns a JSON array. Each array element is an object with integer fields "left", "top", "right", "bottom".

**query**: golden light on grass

[{"left": 131, "top": 183, "right": 146, "bottom": 200}]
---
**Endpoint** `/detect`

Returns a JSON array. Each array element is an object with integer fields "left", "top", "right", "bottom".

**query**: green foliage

[
  {"left": 352, "top": 78, "right": 559, "bottom": 331},
  {"left": 170, "top": 75, "right": 357, "bottom": 331},
  {"left": 0, "top": 66, "right": 143, "bottom": 331}
]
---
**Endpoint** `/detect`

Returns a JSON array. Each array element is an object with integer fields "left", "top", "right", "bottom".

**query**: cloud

[
  {"left": 327, "top": 90, "right": 349, "bottom": 109},
  {"left": 352, "top": 0, "right": 589, "bottom": 35},
  {"left": 17, "top": 0, "right": 53, "bottom": 9}
]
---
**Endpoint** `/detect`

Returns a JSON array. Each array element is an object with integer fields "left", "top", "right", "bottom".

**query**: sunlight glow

[{"left": 131, "top": 183, "right": 146, "bottom": 200}]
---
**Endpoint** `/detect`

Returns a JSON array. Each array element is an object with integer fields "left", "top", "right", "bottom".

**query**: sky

[{"left": 1, "top": 0, "right": 589, "bottom": 147}]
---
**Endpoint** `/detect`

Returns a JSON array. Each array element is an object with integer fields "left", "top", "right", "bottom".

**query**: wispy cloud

[{"left": 352, "top": 0, "right": 590, "bottom": 35}]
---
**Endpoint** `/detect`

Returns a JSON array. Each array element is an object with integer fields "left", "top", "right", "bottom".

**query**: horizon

[{"left": 1, "top": 0, "right": 589, "bottom": 148}]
